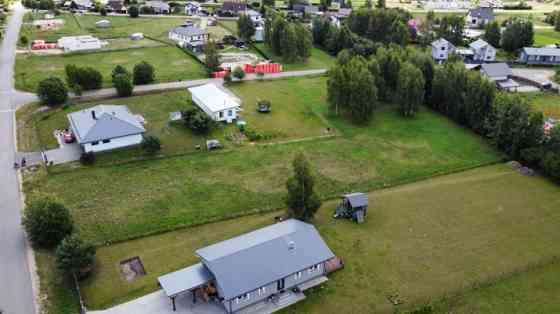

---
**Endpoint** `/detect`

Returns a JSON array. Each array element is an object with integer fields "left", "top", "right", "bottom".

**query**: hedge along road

[{"left": 0, "top": 3, "right": 38, "bottom": 314}]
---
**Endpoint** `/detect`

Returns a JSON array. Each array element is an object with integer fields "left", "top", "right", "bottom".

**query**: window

[
  {"left": 294, "top": 271, "right": 302, "bottom": 280},
  {"left": 257, "top": 286, "right": 266, "bottom": 296},
  {"left": 441, "top": 47, "right": 445, "bottom": 51},
  {"left": 308, "top": 264, "right": 320, "bottom": 274},
  {"left": 102, "top": 139, "right": 111, "bottom": 144},
  {"left": 219, "top": 111, "right": 224, "bottom": 118},
  {"left": 236, "top": 293, "right": 250, "bottom": 304},
  {"left": 228, "top": 109, "right": 233, "bottom": 117},
  {"left": 91, "top": 141, "right": 99, "bottom": 146},
  {"left": 439, "top": 54, "right": 444, "bottom": 58}
]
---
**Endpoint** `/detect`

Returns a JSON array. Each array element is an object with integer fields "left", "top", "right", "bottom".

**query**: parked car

[
  {"left": 234, "top": 40, "right": 246, "bottom": 48},
  {"left": 223, "top": 35, "right": 237, "bottom": 45},
  {"left": 206, "top": 139, "right": 223, "bottom": 150}
]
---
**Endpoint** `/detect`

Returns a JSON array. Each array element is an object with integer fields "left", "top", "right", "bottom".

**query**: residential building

[
  {"left": 57, "top": 35, "right": 104, "bottom": 52},
  {"left": 106, "top": 0, "right": 127, "bottom": 14},
  {"left": 518, "top": 47, "right": 560, "bottom": 66},
  {"left": 158, "top": 219, "right": 336, "bottom": 313},
  {"left": 188, "top": 84, "right": 241, "bottom": 123},
  {"left": 466, "top": 7, "right": 494, "bottom": 28},
  {"left": 246, "top": 9, "right": 262, "bottom": 25},
  {"left": 185, "top": 1, "right": 201, "bottom": 15},
  {"left": 69, "top": 0, "right": 92, "bottom": 10},
  {"left": 168, "top": 25, "right": 209, "bottom": 51},
  {"left": 469, "top": 38, "right": 496, "bottom": 62},
  {"left": 221, "top": 0, "right": 247, "bottom": 14},
  {"left": 144, "top": 0, "right": 170, "bottom": 14},
  {"left": 67, "top": 105, "right": 146, "bottom": 153},
  {"left": 480, "top": 63, "right": 519, "bottom": 91},
  {"left": 431, "top": 38, "right": 456, "bottom": 62}
]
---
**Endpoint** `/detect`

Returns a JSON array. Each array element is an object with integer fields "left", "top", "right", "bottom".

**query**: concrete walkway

[{"left": 88, "top": 290, "right": 225, "bottom": 314}]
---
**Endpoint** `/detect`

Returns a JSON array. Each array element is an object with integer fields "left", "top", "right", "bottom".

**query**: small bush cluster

[
  {"left": 36, "top": 77, "right": 68, "bottom": 106},
  {"left": 65, "top": 64, "right": 103, "bottom": 92},
  {"left": 182, "top": 107, "right": 215, "bottom": 134}
]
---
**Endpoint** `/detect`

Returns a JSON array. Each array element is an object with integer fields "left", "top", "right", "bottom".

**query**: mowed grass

[
  {"left": 73, "top": 164, "right": 560, "bottom": 311},
  {"left": 15, "top": 45, "right": 208, "bottom": 91},
  {"left": 20, "top": 13, "right": 84, "bottom": 44},
  {"left": 23, "top": 76, "right": 500, "bottom": 244},
  {"left": 534, "top": 29, "right": 560, "bottom": 47},
  {"left": 255, "top": 44, "right": 335, "bottom": 71},
  {"left": 433, "top": 260, "right": 560, "bottom": 314},
  {"left": 521, "top": 92, "right": 560, "bottom": 119}
]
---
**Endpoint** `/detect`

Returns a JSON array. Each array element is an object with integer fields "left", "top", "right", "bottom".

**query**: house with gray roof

[
  {"left": 480, "top": 63, "right": 519, "bottom": 91},
  {"left": 144, "top": 0, "right": 170, "bottom": 14},
  {"left": 469, "top": 38, "right": 496, "bottom": 62},
  {"left": 168, "top": 25, "right": 209, "bottom": 51},
  {"left": 158, "top": 219, "right": 337, "bottom": 313},
  {"left": 67, "top": 105, "right": 146, "bottom": 153},
  {"left": 466, "top": 7, "right": 494, "bottom": 28},
  {"left": 431, "top": 38, "right": 456, "bottom": 62},
  {"left": 518, "top": 47, "right": 560, "bottom": 66}
]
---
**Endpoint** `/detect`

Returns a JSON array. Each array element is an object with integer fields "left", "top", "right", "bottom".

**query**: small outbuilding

[
  {"left": 130, "top": 32, "right": 144, "bottom": 40},
  {"left": 188, "top": 83, "right": 241, "bottom": 123},
  {"left": 334, "top": 192, "right": 368, "bottom": 223},
  {"left": 480, "top": 63, "right": 519, "bottom": 91},
  {"left": 95, "top": 19, "right": 111, "bottom": 28},
  {"left": 57, "top": 35, "right": 104, "bottom": 52}
]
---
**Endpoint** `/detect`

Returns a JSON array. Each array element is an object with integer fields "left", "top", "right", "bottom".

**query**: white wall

[{"left": 83, "top": 134, "right": 143, "bottom": 153}]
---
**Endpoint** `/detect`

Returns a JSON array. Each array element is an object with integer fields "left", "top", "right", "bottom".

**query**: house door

[{"left": 277, "top": 278, "right": 285, "bottom": 291}]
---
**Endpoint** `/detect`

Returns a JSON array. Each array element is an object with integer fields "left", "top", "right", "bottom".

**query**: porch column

[
  {"left": 192, "top": 290, "right": 197, "bottom": 303},
  {"left": 172, "top": 296, "right": 176, "bottom": 311}
]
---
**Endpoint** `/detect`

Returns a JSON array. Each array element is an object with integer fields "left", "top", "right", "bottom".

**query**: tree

[
  {"left": 111, "top": 65, "right": 130, "bottom": 82},
  {"left": 501, "top": 18, "right": 533, "bottom": 53},
  {"left": 19, "top": 35, "right": 29, "bottom": 47},
  {"left": 22, "top": 197, "right": 74, "bottom": 248},
  {"left": 100, "top": 6, "right": 107, "bottom": 16},
  {"left": 237, "top": 13, "right": 256, "bottom": 41},
  {"left": 55, "top": 234, "right": 96, "bottom": 277},
  {"left": 408, "top": 49, "right": 435, "bottom": 103},
  {"left": 113, "top": 73, "right": 134, "bottom": 97},
  {"left": 204, "top": 41, "right": 221, "bottom": 73},
  {"left": 320, "top": 0, "right": 332, "bottom": 10},
  {"left": 65, "top": 65, "right": 103, "bottom": 91},
  {"left": 232, "top": 66, "right": 246, "bottom": 80},
  {"left": 36, "top": 77, "right": 68, "bottom": 106},
  {"left": 388, "top": 20, "right": 410, "bottom": 46},
  {"left": 376, "top": 0, "right": 385, "bottom": 9},
  {"left": 484, "top": 21, "right": 501, "bottom": 48},
  {"left": 396, "top": 62, "right": 425, "bottom": 117},
  {"left": 294, "top": 22, "right": 312, "bottom": 60},
  {"left": 436, "top": 15, "right": 465, "bottom": 46},
  {"left": 262, "top": 0, "right": 274, "bottom": 8},
  {"left": 182, "top": 107, "right": 215, "bottom": 134},
  {"left": 133, "top": 61, "right": 155, "bottom": 85},
  {"left": 141, "top": 135, "right": 161, "bottom": 153},
  {"left": 365, "top": 0, "right": 372, "bottom": 8},
  {"left": 286, "top": 152, "right": 321, "bottom": 222},
  {"left": 129, "top": 5, "right": 139, "bottom": 17}
]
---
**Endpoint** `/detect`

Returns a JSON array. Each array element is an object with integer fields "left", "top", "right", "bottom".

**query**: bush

[
  {"left": 133, "top": 61, "right": 156, "bottom": 85},
  {"left": 113, "top": 73, "right": 134, "bottom": 97},
  {"left": 79, "top": 152, "right": 96, "bottom": 165},
  {"left": 22, "top": 197, "right": 74, "bottom": 248},
  {"left": 232, "top": 66, "right": 246, "bottom": 80},
  {"left": 65, "top": 65, "right": 103, "bottom": 91},
  {"left": 129, "top": 5, "right": 139, "bottom": 17},
  {"left": 141, "top": 135, "right": 161, "bottom": 154},
  {"left": 542, "top": 151, "right": 560, "bottom": 181},
  {"left": 55, "top": 234, "right": 96, "bottom": 277},
  {"left": 223, "top": 72, "right": 232, "bottom": 84},
  {"left": 19, "top": 35, "right": 29, "bottom": 47},
  {"left": 111, "top": 65, "right": 129, "bottom": 82},
  {"left": 100, "top": 7, "right": 107, "bottom": 15},
  {"left": 182, "top": 107, "right": 215, "bottom": 134},
  {"left": 36, "top": 77, "right": 68, "bottom": 106}
]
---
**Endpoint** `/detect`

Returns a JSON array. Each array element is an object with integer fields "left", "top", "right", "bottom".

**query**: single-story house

[
  {"left": 221, "top": 0, "right": 247, "bottom": 14},
  {"left": 106, "top": 0, "right": 127, "bottom": 14},
  {"left": 480, "top": 62, "right": 519, "bottom": 91},
  {"left": 57, "top": 35, "right": 104, "bottom": 52},
  {"left": 184, "top": 1, "right": 201, "bottom": 15},
  {"left": 168, "top": 25, "right": 209, "bottom": 51},
  {"left": 518, "top": 47, "right": 560, "bottom": 66},
  {"left": 188, "top": 83, "right": 241, "bottom": 123},
  {"left": 431, "top": 38, "right": 456, "bottom": 62},
  {"left": 69, "top": 0, "right": 92, "bottom": 10},
  {"left": 67, "top": 105, "right": 146, "bottom": 153},
  {"left": 144, "top": 0, "right": 170, "bottom": 14},
  {"left": 246, "top": 9, "right": 262, "bottom": 25},
  {"left": 158, "top": 219, "right": 336, "bottom": 313},
  {"left": 466, "top": 7, "right": 494, "bottom": 28},
  {"left": 95, "top": 19, "right": 111, "bottom": 28},
  {"left": 469, "top": 38, "right": 496, "bottom": 62}
]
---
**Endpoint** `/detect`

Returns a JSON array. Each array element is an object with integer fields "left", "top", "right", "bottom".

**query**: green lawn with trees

[
  {"left": 522, "top": 92, "right": 560, "bottom": 119},
  {"left": 15, "top": 46, "right": 207, "bottom": 91},
  {"left": 49, "top": 164, "right": 560, "bottom": 312}
]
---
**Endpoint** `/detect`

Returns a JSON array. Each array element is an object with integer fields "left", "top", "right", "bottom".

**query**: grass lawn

[
  {"left": 433, "top": 260, "right": 560, "bottom": 314},
  {"left": 68, "top": 164, "right": 560, "bottom": 312},
  {"left": 20, "top": 13, "right": 84, "bottom": 44},
  {"left": 534, "top": 29, "right": 560, "bottom": 47},
  {"left": 14, "top": 45, "right": 208, "bottom": 91},
  {"left": 22, "top": 76, "right": 500, "bottom": 244},
  {"left": 521, "top": 92, "right": 560, "bottom": 119},
  {"left": 255, "top": 44, "right": 335, "bottom": 71}
]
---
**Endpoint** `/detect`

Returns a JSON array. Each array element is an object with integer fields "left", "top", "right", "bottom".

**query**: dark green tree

[
  {"left": 501, "top": 18, "right": 533, "bottom": 53},
  {"left": 376, "top": 0, "right": 385, "bottom": 8},
  {"left": 55, "top": 234, "right": 96, "bottom": 277},
  {"left": 182, "top": 107, "right": 215, "bottom": 134},
  {"left": 204, "top": 41, "right": 221, "bottom": 73},
  {"left": 141, "top": 135, "right": 162, "bottom": 153},
  {"left": 133, "top": 61, "right": 155, "bottom": 85},
  {"left": 22, "top": 197, "right": 74, "bottom": 248},
  {"left": 396, "top": 62, "right": 425, "bottom": 117},
  {"left": 237, "top": 13, "right": 256, "bottom": 41},
  {"left": 36, "top": 77, "right": 68, "bottom": 106},
  {"left": 484, "top": 21, "right": 501, "bottom": 48},
  {"left": 286, "top": 152, "right": 321, "bottom": 222},
  {"left": 233, "top": 66, "right": 246, "bottom": 80},
  {"left": 436, "top": 15, "right": 465, "bottom": 46},
  {"left": 113, "top": 73, "right": 134, "bottom": 97},
  {"left": 129, "top": 5, "right": 139, "bottom": 17}
]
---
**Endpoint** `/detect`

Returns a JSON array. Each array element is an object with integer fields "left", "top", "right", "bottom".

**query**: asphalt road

[{"left": 0, "top": 3, "right": 37, "bottom": 314}]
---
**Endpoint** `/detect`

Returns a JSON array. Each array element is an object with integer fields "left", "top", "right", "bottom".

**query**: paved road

[{"left": 0, "top": 3, "right": 37, "bottom": 314}]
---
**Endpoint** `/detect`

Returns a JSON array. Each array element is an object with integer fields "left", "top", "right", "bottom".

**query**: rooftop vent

[{"left": 288, "top": 241, "right": 296, "bottom": 251}]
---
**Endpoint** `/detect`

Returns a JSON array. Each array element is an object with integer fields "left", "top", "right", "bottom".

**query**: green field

[
  {"left": 65, "top": 164, "right": 560, "bottom": 312},
  {"left": 255, "top": 44, "right": 335, "bottom": 71},
  {"left": 20, "top": 13, "right": 83, "bottom": 44},
  {"left": 534, "top": 29, "right": 560, "bottom": 47},
  {"left": 522, "top": 92, "right": 560, "bottom": 119},
  {"left": 15, "top": 45, "right": 207, "bottom": 91},
  {"left": 22, "top": 76, "right": 501, "bottom": 244}
]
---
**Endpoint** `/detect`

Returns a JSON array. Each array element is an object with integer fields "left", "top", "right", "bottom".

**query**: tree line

[{"left": 264, "top": 13, "right": 313, "bottom": 63}]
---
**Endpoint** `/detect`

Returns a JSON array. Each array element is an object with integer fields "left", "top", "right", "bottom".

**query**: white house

[
  {"left": 431, "top": 38, "right": 456, "bottom": 62},
  {"left": 57, "top": 35, "right": 104, "bottom": 52},
  {"left": 168, "top": 25, "right": 209, "bottom": 49},
  {"left": 184, "top": 1, "right": 200, "bottom": 15},
  {"left": 188, "top": 84, "right": 241, "bottom": 123},
  {"left": 480, "top": 63, "right": 519, "bottom": 91},
  {"left": 67, "top": 105, "right": 146, "bottom": 153},
  {"left": 466, "top": 7, "right": 494, "bottom": 28},
  {"left": 469, "top": 38, "right": 496, "bottom": 62},
  {"left": 247, "top": 9, "right": 262, "bottom": 24}
]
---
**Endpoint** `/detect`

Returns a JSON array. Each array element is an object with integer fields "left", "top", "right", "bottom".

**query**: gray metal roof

[
  {"left": 522, "top": 47, "right": 560, "bottom": 57},
  {"left": 469, "top": 38, "right": 491, "bottom": 50},
  {"left": 468, "top": 7, "right": 494, "bottom": 20},
  {"left": 67, "top": 105, "right": 145, "bottom": 144},
  {"left": 196, "top": 219, "right": 335, "bottom": 300},
  {"left": 481, "top": 62, "right": 512, "bottom": 78},
  {"left": 431, "top": 38, "right": 455, "bottom": 49},
  {"left": 145, "top": 0, "right": 170, "bottom": 9},
  {"left": 345, "top": 192, "right": 368, "bottom": 208},
  {"left": 170, "top": 25, "right": 208, "bottom": 37},
  {"left": 158, "top": 263, "right": 213, "bottom": 297}
]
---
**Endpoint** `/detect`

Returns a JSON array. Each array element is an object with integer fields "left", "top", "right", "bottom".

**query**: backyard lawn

[
  {"left": 255, "top": 44, "right": 335, "bottom": 71},
  {"left": 15, "top": 45, "right": 208, "bottom": 91},
  {"left": 20, "top": 13, "right": 83, "bottom": 44},
  {"left": 534, "top": 29, "right": 560, "bottom": 47},
  {"left": 521, "top": 92, "right": 560, "bottom": 119},
  {"left": 63, "top": 164, "right": 560, "bottom": 312}
]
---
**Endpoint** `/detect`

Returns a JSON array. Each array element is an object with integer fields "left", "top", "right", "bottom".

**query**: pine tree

[
  {"left": 396, "top": 62, "right": 425, "bottom": 117},
  {"left": 286, "top": 152, "right": 321, "bottom": 222}
]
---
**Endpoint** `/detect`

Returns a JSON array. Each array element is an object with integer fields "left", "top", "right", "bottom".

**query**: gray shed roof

[
  {"left": 170, "top": 25, "right": 208, "bottom": 37},
  {"left": 522, "top": 47, "right": 560, "bottom": 57},
  {"left": 196, "top": 219, "right": 335, "bottom": 300},
  {"left": 345, "top": 192, "right": 368, "bottom": 208},
  {"left": 158, "top": 263, "right": 213, "bottom": 297},
  {"left": 468, "top": 7, "right": 494, "bottom": 20},
  {"left": 67, "top": 105, "right": 145, "bottom": 144},
  {"left": 432, "top": 38, "right": 455, "bottom": 49},
  {"left": 481, "top": 62, "right": 512, "bottom": 78}
]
